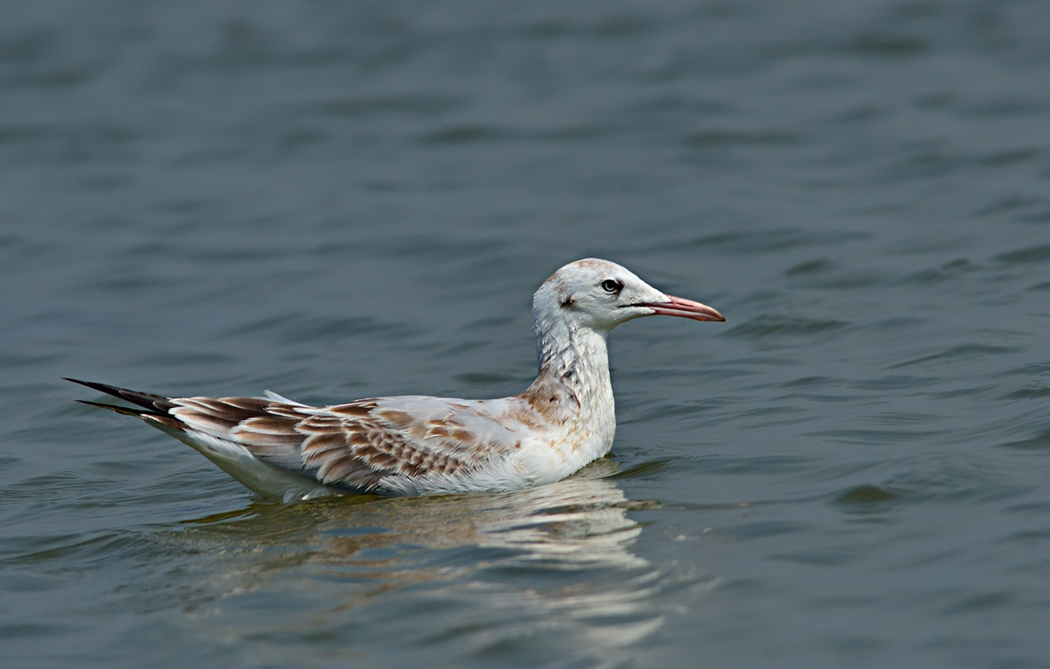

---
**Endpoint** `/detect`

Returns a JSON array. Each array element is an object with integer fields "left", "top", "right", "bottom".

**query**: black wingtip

[
  {"left": 65, "top": 377, "right": 176, "bottom": 413},
  {"left": 65, "top": 377, "right": 124, "bottom": 395},
  {"left": 65, "top": 377, "right": 130, "bottom": 398}
]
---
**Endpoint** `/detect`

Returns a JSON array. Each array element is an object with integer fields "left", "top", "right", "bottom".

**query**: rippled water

[{"left": 3, "top": 1, "right": 1050, "bottom": 667}]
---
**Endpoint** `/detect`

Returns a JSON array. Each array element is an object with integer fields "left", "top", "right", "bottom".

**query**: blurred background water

[{"left": 2, "top": 1, "right": 1050, "bottom": 667}]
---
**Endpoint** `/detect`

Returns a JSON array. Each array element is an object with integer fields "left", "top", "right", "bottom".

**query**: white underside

[
  {"left": 154, "top": 420, "right": 571, "bottom": 501},
  {"left": 157, "top": 423, "right": 340, "bottom": 502}
]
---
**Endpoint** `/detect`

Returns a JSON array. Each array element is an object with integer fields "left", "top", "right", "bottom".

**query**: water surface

[{"left": 3, "top": 1, "right": 1050, "bottom": 667}]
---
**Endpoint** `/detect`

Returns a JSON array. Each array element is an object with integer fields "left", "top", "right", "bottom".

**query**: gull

[{"left": 68, "top": 258, "right": 724, "bottom": 501}]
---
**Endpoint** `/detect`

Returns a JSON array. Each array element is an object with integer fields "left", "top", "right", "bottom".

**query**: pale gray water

[{"left": 2, "top": 1, "right": 1050, "bottom": 667}]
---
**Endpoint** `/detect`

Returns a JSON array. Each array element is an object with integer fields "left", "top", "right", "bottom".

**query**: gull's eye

[{"left": 600, "top": 279, "right": 623, "bottom": 294}]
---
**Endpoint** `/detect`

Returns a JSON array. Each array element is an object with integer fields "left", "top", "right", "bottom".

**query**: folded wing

[
  {"left": 167, "top": 394, "right": 524, "bottom": 494},
  {"left": 69, "top": 379, "right": 533, "bottom": 496}
]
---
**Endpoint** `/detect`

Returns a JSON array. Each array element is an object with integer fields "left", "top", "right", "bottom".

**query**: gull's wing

[
  {"left": 69, "top": 379, "right": 529, "bottom": 496},
  {"left": 172, "top": 394, "right": 527, "bottom": 493}
]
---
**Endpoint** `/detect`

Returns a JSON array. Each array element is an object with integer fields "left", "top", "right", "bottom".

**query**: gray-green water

[{"left": 3, "top": 1, "right": 1050, "bottom": 667}]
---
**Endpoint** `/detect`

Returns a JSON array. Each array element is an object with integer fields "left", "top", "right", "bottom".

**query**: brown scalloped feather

[{"left": 162, "top": 394, "right": 478, "bottom": 491}]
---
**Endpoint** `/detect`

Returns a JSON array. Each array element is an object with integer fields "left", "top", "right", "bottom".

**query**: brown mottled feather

[
  {"left": 329, "top": 402, "right": 378, "bottom": 418},
  {"left": 266, "top": 405, "right": 308, "bottom": 419},
  {"left": 300, "top": 432, "right": 348, "bottom": 457},
  {"left": 222, "top": 397, "right": 272, "bottom": 413},
  {"left": 298, "top": 415, "right": 343, "bottom": 432},
  {"left": 171, "top": 397, "right": 478, "bottom": 491},
  {"left": 378, "top": 409, "right": 413, "bottom": 428},
  {"left": 73, "top": 378, "right": 497, "bottom": 493},
  {"left": 172, "top": 410, "right": 240, "bottom": 434},
  {"left": 239, "top": 415, "right": 300, "bottom": 435},
  {"left": 181, "top": 397, "right": 253, "bottom": 419}
]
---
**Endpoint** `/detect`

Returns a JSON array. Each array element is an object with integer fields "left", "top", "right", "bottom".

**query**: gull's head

[{"left": 533, "top": 258, "right": 725, "bottom": 335}]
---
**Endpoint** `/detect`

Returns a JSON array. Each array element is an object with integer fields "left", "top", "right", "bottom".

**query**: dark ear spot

[{"left": 560, "top": 294, "right": 576, "bottom": 309}]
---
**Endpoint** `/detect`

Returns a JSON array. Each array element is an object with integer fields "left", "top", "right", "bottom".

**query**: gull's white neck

[{"left": 521, "top": 305, "right": 616, "bottom": 459}]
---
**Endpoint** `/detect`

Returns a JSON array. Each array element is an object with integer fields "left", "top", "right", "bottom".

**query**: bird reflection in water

[{"left": 167, "top": 460, "right": 714, "bottom": 662}]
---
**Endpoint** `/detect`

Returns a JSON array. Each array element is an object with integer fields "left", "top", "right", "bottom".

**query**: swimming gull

[{"left": 68, "top": 258, "right": 724, "bottom": 501}]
